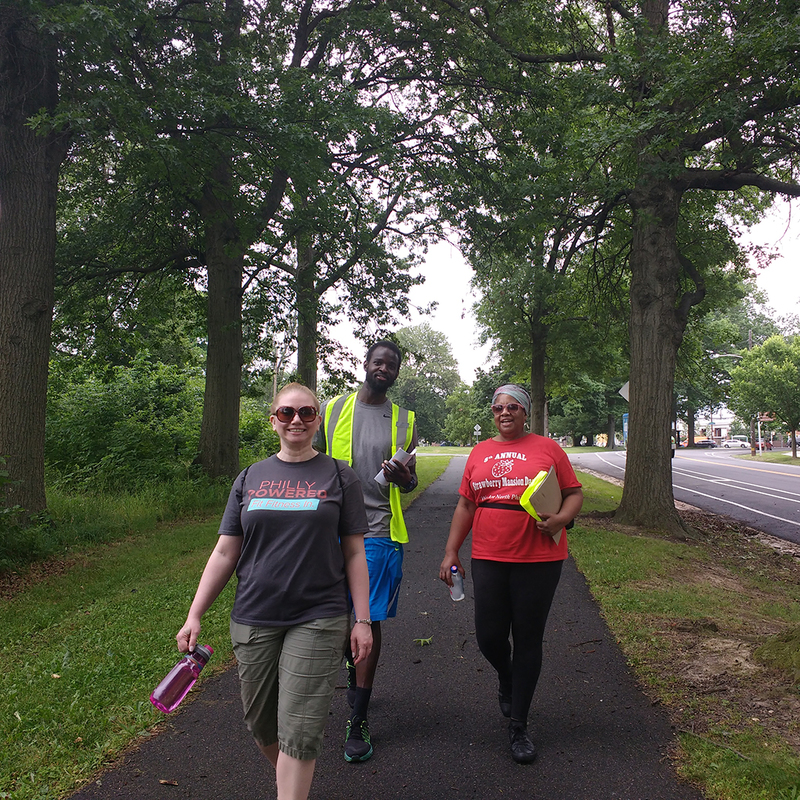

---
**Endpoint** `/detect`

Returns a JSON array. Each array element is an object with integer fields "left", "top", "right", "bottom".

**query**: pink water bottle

[{"left": 150, "top": 645, "right": 213, "bottom": 713}]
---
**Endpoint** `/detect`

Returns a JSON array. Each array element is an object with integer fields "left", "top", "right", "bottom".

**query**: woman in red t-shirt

[{"left": 439, "top": 384, "right": 583, "bottom": 765}]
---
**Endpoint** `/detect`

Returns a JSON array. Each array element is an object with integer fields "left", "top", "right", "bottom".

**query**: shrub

[
  {"left": 239, "top": 397, "right": 280, "bottom": 465},
  {"left": 46, "top": 353, "right": 204, "bottom": 491}
]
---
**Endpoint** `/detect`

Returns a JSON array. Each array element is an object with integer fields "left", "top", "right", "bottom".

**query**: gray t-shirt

[
  {"left": 218, "top": 453, "right": 368, "bottom": 626},
  {"left": 318, "top": 398, "right": 417, "bottom": 538}
]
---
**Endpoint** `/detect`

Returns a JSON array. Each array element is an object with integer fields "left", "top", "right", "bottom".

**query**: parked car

[
  {"left": 723, "top": 436, "right": 749, "bottom": 448},
  {"left": 755, "top": 439, "right": 773, "bottom": 450},
  {"left": 693, "top": 438, "right": 717, "bottom": 448}
]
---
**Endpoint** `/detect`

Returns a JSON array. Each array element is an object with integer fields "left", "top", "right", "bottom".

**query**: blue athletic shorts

[{"left": 363, "top": 537, "right": 404, "bottom": 621}]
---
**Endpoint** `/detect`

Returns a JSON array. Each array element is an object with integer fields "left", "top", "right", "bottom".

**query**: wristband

[
  {"left": 400, "top": 475, "right": 418, "bottom": 493},
  {"left": 355, "top": 618, "right": 372, "bottom": 626}
]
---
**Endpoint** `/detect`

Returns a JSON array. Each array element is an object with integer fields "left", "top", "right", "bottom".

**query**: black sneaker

[
  {"left": 344, "top": 715, "right": 373, "bottom": 762},
  {"left": 345, "top": 658, "right": 356, "bottom": 708},
  {"left": 499, "top": 690, "right": 512, "bottom": 718},
  {"left": 508, "top": 722, "right": 537, "bottom": 764}
]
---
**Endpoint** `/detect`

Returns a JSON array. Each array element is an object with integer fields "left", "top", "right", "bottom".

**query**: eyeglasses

[
  {"left": 491, "top": 403, "right": 524, "bottom": 415},
  {"left": 274, "top": 406, "right": 318, "bottom": 423}
]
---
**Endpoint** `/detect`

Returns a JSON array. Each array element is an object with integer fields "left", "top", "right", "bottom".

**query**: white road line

[
  {"left": 573, "top": 451, "right": 799, "bottom": 526},
  {"left": 594, "top": 454, "right": 627, "bottom": 473},
  {"left": 673, "top": 483, "right": 800, "bottom": 528},
  {"left": 671, "top": 468, "right": 800, "bottom": 503}
]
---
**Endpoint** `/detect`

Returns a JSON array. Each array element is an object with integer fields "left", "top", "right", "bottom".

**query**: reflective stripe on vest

[
  {"left": 324, "top": 392, "right": 415, "bottom": 544},
  {"left": 325, "top": 393, "right": 357, "bottom": 465}
]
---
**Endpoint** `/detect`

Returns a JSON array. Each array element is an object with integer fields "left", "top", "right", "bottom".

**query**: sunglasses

[
  {"left": 274, "top": 406, "right": 318, "bottom": 423},
  {"left": 491, "top": 403, "right": 524, "bottom": 415}
]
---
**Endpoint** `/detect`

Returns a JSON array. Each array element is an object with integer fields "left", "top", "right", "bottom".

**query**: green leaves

[
  {"left": 729, "top": 335, "right": 800, "bottom": 444},
  {"left": 389, "top": 324, "right": 463, "bottom": 443},
  {"left": 45, "top": 354, "right": 205, "bottom": 491}
]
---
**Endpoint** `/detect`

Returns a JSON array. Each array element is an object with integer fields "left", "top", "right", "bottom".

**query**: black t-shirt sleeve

[{"left": 218, "top": 468, "right": 247, "bottom": 537}]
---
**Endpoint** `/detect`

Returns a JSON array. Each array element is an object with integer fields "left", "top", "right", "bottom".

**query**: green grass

[
  {"left": 3, "top": 458, "right": 800, "bottom": 800},
  {"left": 0, "top": 456, "right": 454, "bottom": 800},
  {"left": 419, "top": 445, "right": 473, "bottom": 455},
  {"left": 573, "top": 472, "right": 621, "bottom": 513},
  {"left": 0, "top": 478, "right": 230, "bottom": 575},
  {"left": 756, "top": 628, "right": 800, "bottom": 683},
  {"left": 401, "top": 455, "right": 451, "bottom": 511},
  {"left": 731, "top": 451, "right": 800, "bottom": 464},
  {"left": 0, "top": 521, "right": 236, "bottom": 800},
  {"left": 418, "top": 444, "right": 618, "bottom": 455},
  {"left": 571, "top": 473, "right": 800, "bottom": 800}
]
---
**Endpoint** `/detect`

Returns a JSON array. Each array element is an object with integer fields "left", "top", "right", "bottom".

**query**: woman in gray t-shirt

[{"left": 176, "top": 383, "right": 372, "bottom": 800}]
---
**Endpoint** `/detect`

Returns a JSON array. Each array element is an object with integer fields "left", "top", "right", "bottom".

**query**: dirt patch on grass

[
  {"left": 0, "top": 553, "right": 86, "bottom": 600},
  {"left": 582, "top": 504, "right": 800, "bottom": 755}
]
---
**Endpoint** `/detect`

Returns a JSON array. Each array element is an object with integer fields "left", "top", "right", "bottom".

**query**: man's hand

[{"left": 381, "top": 457, "right": 413, "bottom": 488}]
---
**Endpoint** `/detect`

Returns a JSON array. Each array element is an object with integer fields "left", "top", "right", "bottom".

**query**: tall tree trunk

[
  {"left": 687, "top": 405, "right": 697, "bottom": 446},
  {"left": 529, "top": 342, "right": 547, "bottom": 435},
  {"left": 606, "top": 414, "right": 616, "bottom": 450},
  {"left": 0, "top": 8, "right": 68, "bottom": 512},
  {"left": 616, "top": 179, "right": 686, "bottom": 532},
  {"left": 615, "top": 0, "right": 695, "bottom": 534},
  {"left": 295, "top": 235, "right": 318, "bottom": 392},
  {"left": 528, "top": 317, "right": 548, "bottom": 435},
  {"left": 197, "top": 156, "right": 243, "bottom": 480},
  {"left": 199, "top": 233, "right": 243, "bottom": 480},
  {"left": 194, "top": 0, "right": 249, "bottom": 481}
]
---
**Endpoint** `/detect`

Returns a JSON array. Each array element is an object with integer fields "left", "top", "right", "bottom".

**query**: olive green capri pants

[{"left": 230, "top": 615, "right": 350, "bottom": 760}]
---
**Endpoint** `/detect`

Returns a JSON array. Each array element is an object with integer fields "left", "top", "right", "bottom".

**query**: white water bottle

[{"left": 449, "top": 565, "right": 465, "bottom": 602}]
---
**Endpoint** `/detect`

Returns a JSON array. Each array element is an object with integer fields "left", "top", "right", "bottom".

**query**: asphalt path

[
  {"left": 569, "top": 448, "right": 800, "bottom": 545},
  {"left": 70, "top": 456, "right": 701, "bottom": 800}
]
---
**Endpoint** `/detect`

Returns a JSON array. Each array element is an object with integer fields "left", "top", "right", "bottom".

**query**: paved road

[
  {"left": 70, "top": 457, "right": 702, "bottom": 800},
  {"left": 570, "top": 448, "right": 800, "bottom": 544}
]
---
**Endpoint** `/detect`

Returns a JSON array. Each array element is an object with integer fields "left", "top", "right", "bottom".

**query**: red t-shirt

[{"left": 459, "top": 433, "right": 581, "bottom": 563}]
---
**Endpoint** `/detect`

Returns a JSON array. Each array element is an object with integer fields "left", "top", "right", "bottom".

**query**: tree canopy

[
  {"left": 729, "top": 335, "right": 800, "bottom": 458},
  {"left": 3, "top": 0, "right": 800, "bottom": 536},
  {"left": 406, "top": 0, "right": 800, "bottom": 534},
  {"left": 389, "top": 323, "right": 462, "bottom": 443}
]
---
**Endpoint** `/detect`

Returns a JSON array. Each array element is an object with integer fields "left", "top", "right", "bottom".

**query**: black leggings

[{"left": 471, "top": 558, "right": 564, "bottom": 723}]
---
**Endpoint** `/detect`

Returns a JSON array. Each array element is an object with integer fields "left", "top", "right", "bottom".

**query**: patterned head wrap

[{"left": 492, "top": 384, "right": 531, "bottom": 416}]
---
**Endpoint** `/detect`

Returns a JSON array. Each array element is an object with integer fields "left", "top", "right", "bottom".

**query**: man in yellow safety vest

[{"left": 317, "top": 339, "right": 418, "bottom": 763}]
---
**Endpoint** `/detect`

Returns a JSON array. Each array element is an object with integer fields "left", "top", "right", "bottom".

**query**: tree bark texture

[
  {"left": 528, "top": 320, "right": 547, "bottom": 436},
  {"left": 194, "top": 0, "right": 249, "bottom": 481},
  {"left": 616, "top": 179, "right": 686, "bottom": 531},
  {"left": 198, "top": 163, "right": 243, "bottom": 480},
  {"left": 295, "top": 235, "right": 319, "bottom": 393},
  {"left": 614, "top": 0, "right": 692, "bottom": 533},
  {"left": 686, "top": 406, "right": 697, "bottom": 446},
  {"left": 0, "top": 7, "right": 67, "bottom": 512}
]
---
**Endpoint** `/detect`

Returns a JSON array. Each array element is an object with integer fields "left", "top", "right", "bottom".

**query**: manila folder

[{"left": 519, "top": 465, "right": 563, "bottom": 545}]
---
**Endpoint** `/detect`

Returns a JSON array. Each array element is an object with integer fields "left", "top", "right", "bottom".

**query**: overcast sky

[
  {"left": 332, "top": 199, "right": 800, "bottom": 385},
  {"left": 404, "top": 240, "right": 492, "bottom": 383},
  {"left": 746, "top": 199, "right": 800, "bottom": 320}
]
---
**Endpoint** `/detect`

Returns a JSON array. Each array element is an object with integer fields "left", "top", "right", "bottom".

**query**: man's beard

[{"left": 366, "top": 371, "right": 395, "bottom": 393}]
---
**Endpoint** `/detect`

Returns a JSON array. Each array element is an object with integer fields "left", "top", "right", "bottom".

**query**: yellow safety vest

[{"left": 324, "top": 393, "right": 415, "bottom": 544}]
